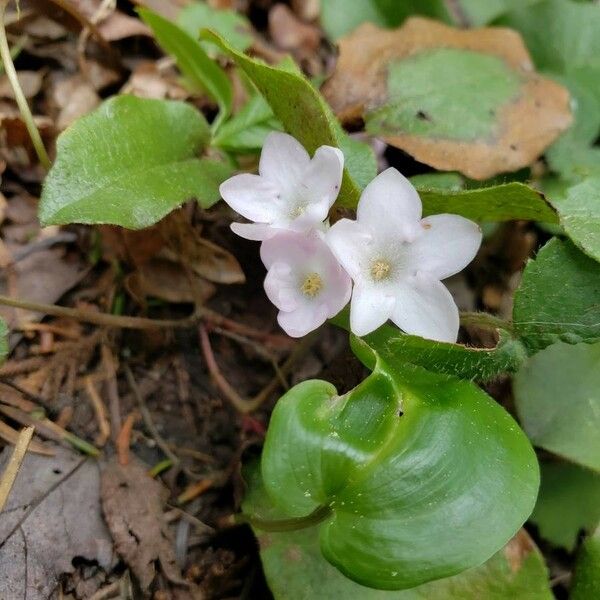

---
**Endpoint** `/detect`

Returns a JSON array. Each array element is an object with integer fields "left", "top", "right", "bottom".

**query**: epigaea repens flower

[
  {"left": 219, "top": 132, "right": 344, "bottom": 241},
  {"left": 327, "top": 168, "right": 482, "bottom": 342},
  {"left": 261, "top": 230, "right": 351, "bottom": 338}
]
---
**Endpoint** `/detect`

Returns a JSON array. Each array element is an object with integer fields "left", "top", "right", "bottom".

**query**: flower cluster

[{"left": 220, "top": 133, "right": 482, "bottom": 342}]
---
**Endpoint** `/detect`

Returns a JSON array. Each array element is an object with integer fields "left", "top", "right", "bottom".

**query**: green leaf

[
  {"left": 0, "top": 318, "right": 7, "bottom": 365},
  {"left": 176, "top": 2, "right": 252, "bottom": 53},
  {"left": 572, "top": 527, "right": 600, "bottom": 600},
  {"left": 39, "top": 95, "right": 232, "bottom": 229},
  {"left": 514, "top": 341, "right": 600, "bottom": 472},
  {"left": 513, "top": 238, "right": 600, "bottom": 352},
  {"left": 202, "top": 29, "right": 364, "bottom": 208},
  {"left": 410, "top": 172, "right": 464, "bottom": 192},
  {"left": 139, "top": 8, "right": 232, "bottom": 129},
  {"left": 550, "top": 177, "right": 600, "bottom": 262},
  {"left": 336, "top": 131, "right": 378, "bottom": 190},
  {"left": 530, "top": 461, "right": 600, "bottom": 551},
  {"left": 259, "top": 348, "right": 539, "bottom": 589},
  {"left": 418, "top": 182, "right": 558, "bottom": 223},
  {"left": 453, "top": 0, "right": 542, "bottom": 26},
  {"left": 319, "top": 0, "right": 450, "bottom": 40},
  {"left": 244, "top": 461, "right": 551, "bottom": 599}
]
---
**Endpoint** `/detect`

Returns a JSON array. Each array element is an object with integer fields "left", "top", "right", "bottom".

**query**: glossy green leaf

[
  {"left": 418, "top": 182, "right": 558, "bottom": 223},
  {"left": 410, "top": 172, "right": 464, "bottom": 192},
  {"left": 139, "top": 9, "right": 232, "bottom": 129},
  {"left": 212, "top": 93, "right": 282, "bottom": 153},
  {"left": 530, "top": 461, "right": 600, "bottom": 551},
  {"left": 244, "top": 461, "right": 551, "bottom": 599},
  {"left": 453, "top": 0, "right": 542, "bottom": 26},
  {"left": 39, "top": 96, "right": 232, "bottom": 229},
  {"left": 177, "top": 2, "right": 252, "bottom": 53},
  {"left": 319, "top": 0, "right": 450, "bottom": 40},
  {"left": 202, "top": 29, "right": 364, "bottom": 207},
  {"left": 572, "top": 527, "right": 600, "bottom": 600},
  {"left": 550, "top": 177, "right": 600, "bottom": 262},
  {"left": 514, "top": 341, "right": 600, "bottom": 472},
  {"left": 259, "top": 345, "right": 539, "bottom": 589},
  {"left": 513, "top": 239, "right": 600, "bottom": 352}
]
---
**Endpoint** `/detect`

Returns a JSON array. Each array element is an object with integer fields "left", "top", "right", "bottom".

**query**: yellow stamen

[
  {"left": 371, "top": 260, "right": 391, "bottom": 281},
  {"left": 301, "top": 273, "right": 323, "bottom": 297}
]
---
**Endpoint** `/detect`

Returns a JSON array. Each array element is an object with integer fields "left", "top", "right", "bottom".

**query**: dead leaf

[
  {"left": 0, "top": 71, "right": 43, "bottom": 99},
  {"left": 121, "top": 61, "right": 190, "bottom": 100},
  {"left": 100, "top": 457, "right": 185, "bottom": 591},
  {"left": 97, "top": 11, "right": 152, "bottom": 41},
  {"left": 323, "top": 18, "right": 572, "bottom": 179},
  {"left": 504, "top": 529, "right": 536, "bottom": 573},
  {"left": 129, "top": 0, "right": 190, "bottom": 21},
  {"left": 0, "top": 446, "right": 114, "bottom": 600},
  {"left": 125, "top": 257, "right": 216, "bottom": 304},
  {"left": 51, "top": 74, "right": 101, "bottom": 130},
  {"left": 268, "top": 4, "right": 321, "bottom": 54}
]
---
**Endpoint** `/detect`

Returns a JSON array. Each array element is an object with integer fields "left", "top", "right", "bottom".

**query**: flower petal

[
  {"left": 303, "top": 145, "right": 344, "bottom": 211},
  {"left": 391, "top": 276, "right": 459, "bottom": 343},
  {"left": 260, "top": 230, "right": 317, "bottom": 269},
  {"left": 277, "top": 302, "right": 329, "bottom": 338},
  {"left": 357, "top": 168, "right": 422, "bottom": 239},
  {"left": 408, "top": 214, "right": 482, "bottom": 280},
  {"left": 230, "top": 222, "right": 275, "bottom": 241},
  {"left": 259, "top": 132, "right": 310, "bottom": 194},
  {"left": 326, "top": 218, "right": 372, "bottom": 279},
  {"left": 350, "top": 283, "right": 395, "bottom": 337},
  {"left": 264, "top": 262, "right": 300, "bottom": 312},
  {"left": 220, "top": 173, "right": 281, "bottom": 222}
]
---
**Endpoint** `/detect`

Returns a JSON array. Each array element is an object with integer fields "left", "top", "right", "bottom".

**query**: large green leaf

[
  {"left": 572, "top": 527, "right": 600, "bottom": 600},
  {"left": 550, "top": 177, "right": 600, "bottom": 262},
  {"left": 244, "top": 462, "right": 551, "bottom": 599},
  {"left": 514, "top": 341, "right": 600, "bottom": 472},
  {"left": 39, "top": 96, "right": 232, "bottom": 229},
  {"left": 530, "top": 461, "right": 600, "bottom": 551},
  {"left": 139, "top": 9, "right": 232, "bottom": 129},
  {"left": 259, "top": 342, "right": 539, "bottom": 590},
  {"left": 202, "top": 29, "right": 365, "bottom": 208},
  {"left": 513, "top": 238, "right": 600, "bottom": 352},
  {"left": 418, "top": 182, "right": 558, "bottom": 223}
]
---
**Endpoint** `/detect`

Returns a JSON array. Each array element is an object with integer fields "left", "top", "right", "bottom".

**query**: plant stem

[
  {"left": 240, "top": 504, "right": 332, "bottom": 532},
  {"left": 459, "top": 311, "right": 512, "bottom": 333},
  {"left": 0, "top": 1, "right": 51, "bottom": 169}
]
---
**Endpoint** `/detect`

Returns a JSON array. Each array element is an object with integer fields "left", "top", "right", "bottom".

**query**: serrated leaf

[
  {"left": 550, "top": 177, "right": 600, "bottom": 262},
  {"left": 323, "top": 18, "right": 572, "bottom": 180},
  {"left": 514, "top": 342, "right": 600, "bottom": 472},
  {"left": 139, "top": 9, "right": 232, "bottom": 129},
  {"left": 259, "top": 347, "right": 539, "bottom": 589},
  {"left": 202, "top": 29, "right": 365, "bottom": 207},
  {"left": 177, "top": 2, "right": 252, "bottom": 53},
  {"left": 39, "top": 96, "right": 232, "bottom": 229},
  {"left": 572, "top": 527, "right": 600, "bottom": 600},
  {"left": 530, "top": 461, "right": 600, "bottom": 551},
  {"left": 244, "top": 461, "right": 551, "bottom": 599},
  {"left": 513, "top": 238, "right": 600, "bottom": 352},
  {"left": 418, "top": 182, "right": 558, "bottom": 223}
]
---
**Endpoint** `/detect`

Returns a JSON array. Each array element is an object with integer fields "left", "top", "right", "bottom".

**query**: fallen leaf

[
  {"left": 0, "top": 446, "right": 114, "bottom": 600},
  {"left": 0, "top": 71, "right": 43, "bottom": 99},
  {"left": 100, "top": 457, "right": 185, "bottom": 591},
  {"left": 52, "top": 74, "right": 101, "bottom": 130},
  {"left": 121, "top": 61, "right": 191, "bottom": 100},
  {"left": 129, "top": 0, "right": 190, "bottom": 21},
  {"left": 323, "top": 18, "right": 572, "bottom": 179},
  {"left": 268, "top": 4, "right": 321, "bottom": 54},
  {"left": 97, "top": 11, "right": 152, "bottom": 41}
]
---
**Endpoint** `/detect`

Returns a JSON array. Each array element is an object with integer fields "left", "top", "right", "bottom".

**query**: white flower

[
  {"left": 219, "top": 132, "right": 344, "bottom": 241},
  {"left": 261, "top": 230, "right": 351, "bottom": 338},
  {"left": 327, "top": 168, "right": 482, "bottom": 342}
]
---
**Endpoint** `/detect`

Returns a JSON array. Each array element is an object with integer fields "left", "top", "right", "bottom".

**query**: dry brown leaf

[
  {"left": 100, "top": 457, "right": 185, "bottom": 591},
  {"left": 0, "top": 446, "right": 114, "bottom": 600},
  {"left": 51, "top": 74, "right": 101, "bottom": 130},
  {"left": 129, "top": 0, "right": 190, "bottom": 21},
  {"left": 0, "top": 71, "right": 43, "bottom": 99},
  {"left": 323, "top": 18, "right": 572, "bottom": 179},
  {"left": 268, "top": 4, "right": 321, "bottom": 54},
  {"left": 121, "top": 61, "right": 191, "bottom": 100},
  {"left": 97, "top": 11, "right": 152, "bottom": 41}
]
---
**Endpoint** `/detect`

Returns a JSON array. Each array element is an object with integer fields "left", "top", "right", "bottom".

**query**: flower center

[
  {"left": 290, "top": 204, "right": 307, "bottom": 218},
  {"left": 371, "top": 259, "right": 391, "bottom": 281},
  {"left": 301, "top": 273, "right": 323, "bottom": 297}
]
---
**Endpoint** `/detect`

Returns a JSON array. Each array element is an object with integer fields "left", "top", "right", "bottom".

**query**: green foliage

[
  {"left": 418, "top": 182, "right": 558, "bottom": 223},
  {"left": 139, "top": 9, "right": 232, "bottom": 129},
  {"left": 571, "top": 528, "right": 600, "bottom": 600},
  {"left": 244, "top": 461, "right": 551, "bottom": 599},
  {"left": 531, "top": 461, "right": 600, "bottom": 551},
  {"left": 367, "top": 49, "right": 522, "bottom": 141},
  {"left": 176, "top": 2, "right": 252, "bottom": 53},
  {"left": 39, "top": 96, "right": 232, "bottom": 229},
  {"left": 259, "top": 342, "right": 539, "bottom": 590},
  {"left": 202, "top": 29, "right": 369, "bottom": 207},
  {"left": 0, "top": 318, "right": 7, "bottom": 365},
  {"left": 513, "top": 239, "right": 600, "bottom": 352},
  {"left": 514, "top": 342, "right": 600, "bottom": 472}
]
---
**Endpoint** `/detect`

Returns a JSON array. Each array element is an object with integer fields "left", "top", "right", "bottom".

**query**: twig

[
  {"left": 116, "top": 411, "right": 138, "bottom": 466},
  {"left": 0, "top": 426, "right": 34, "bottom": 511},
  {"left": 0, "top": 419, "right": 52, "bottom": 455},
  {"left": 0, "top": 2, "right": 50, "bottom": 169},
  {"left": 101, "top": 345, "right": 121, "bottom": 441},
  {"left": 84, "top": 376, "right": 110, "bottom": 446},
  {"left": 177, "top": 478, "right": 214, "bottom": 505},
  {"left": 199, "top": 325, "right": 316, "bottom": 414}
]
